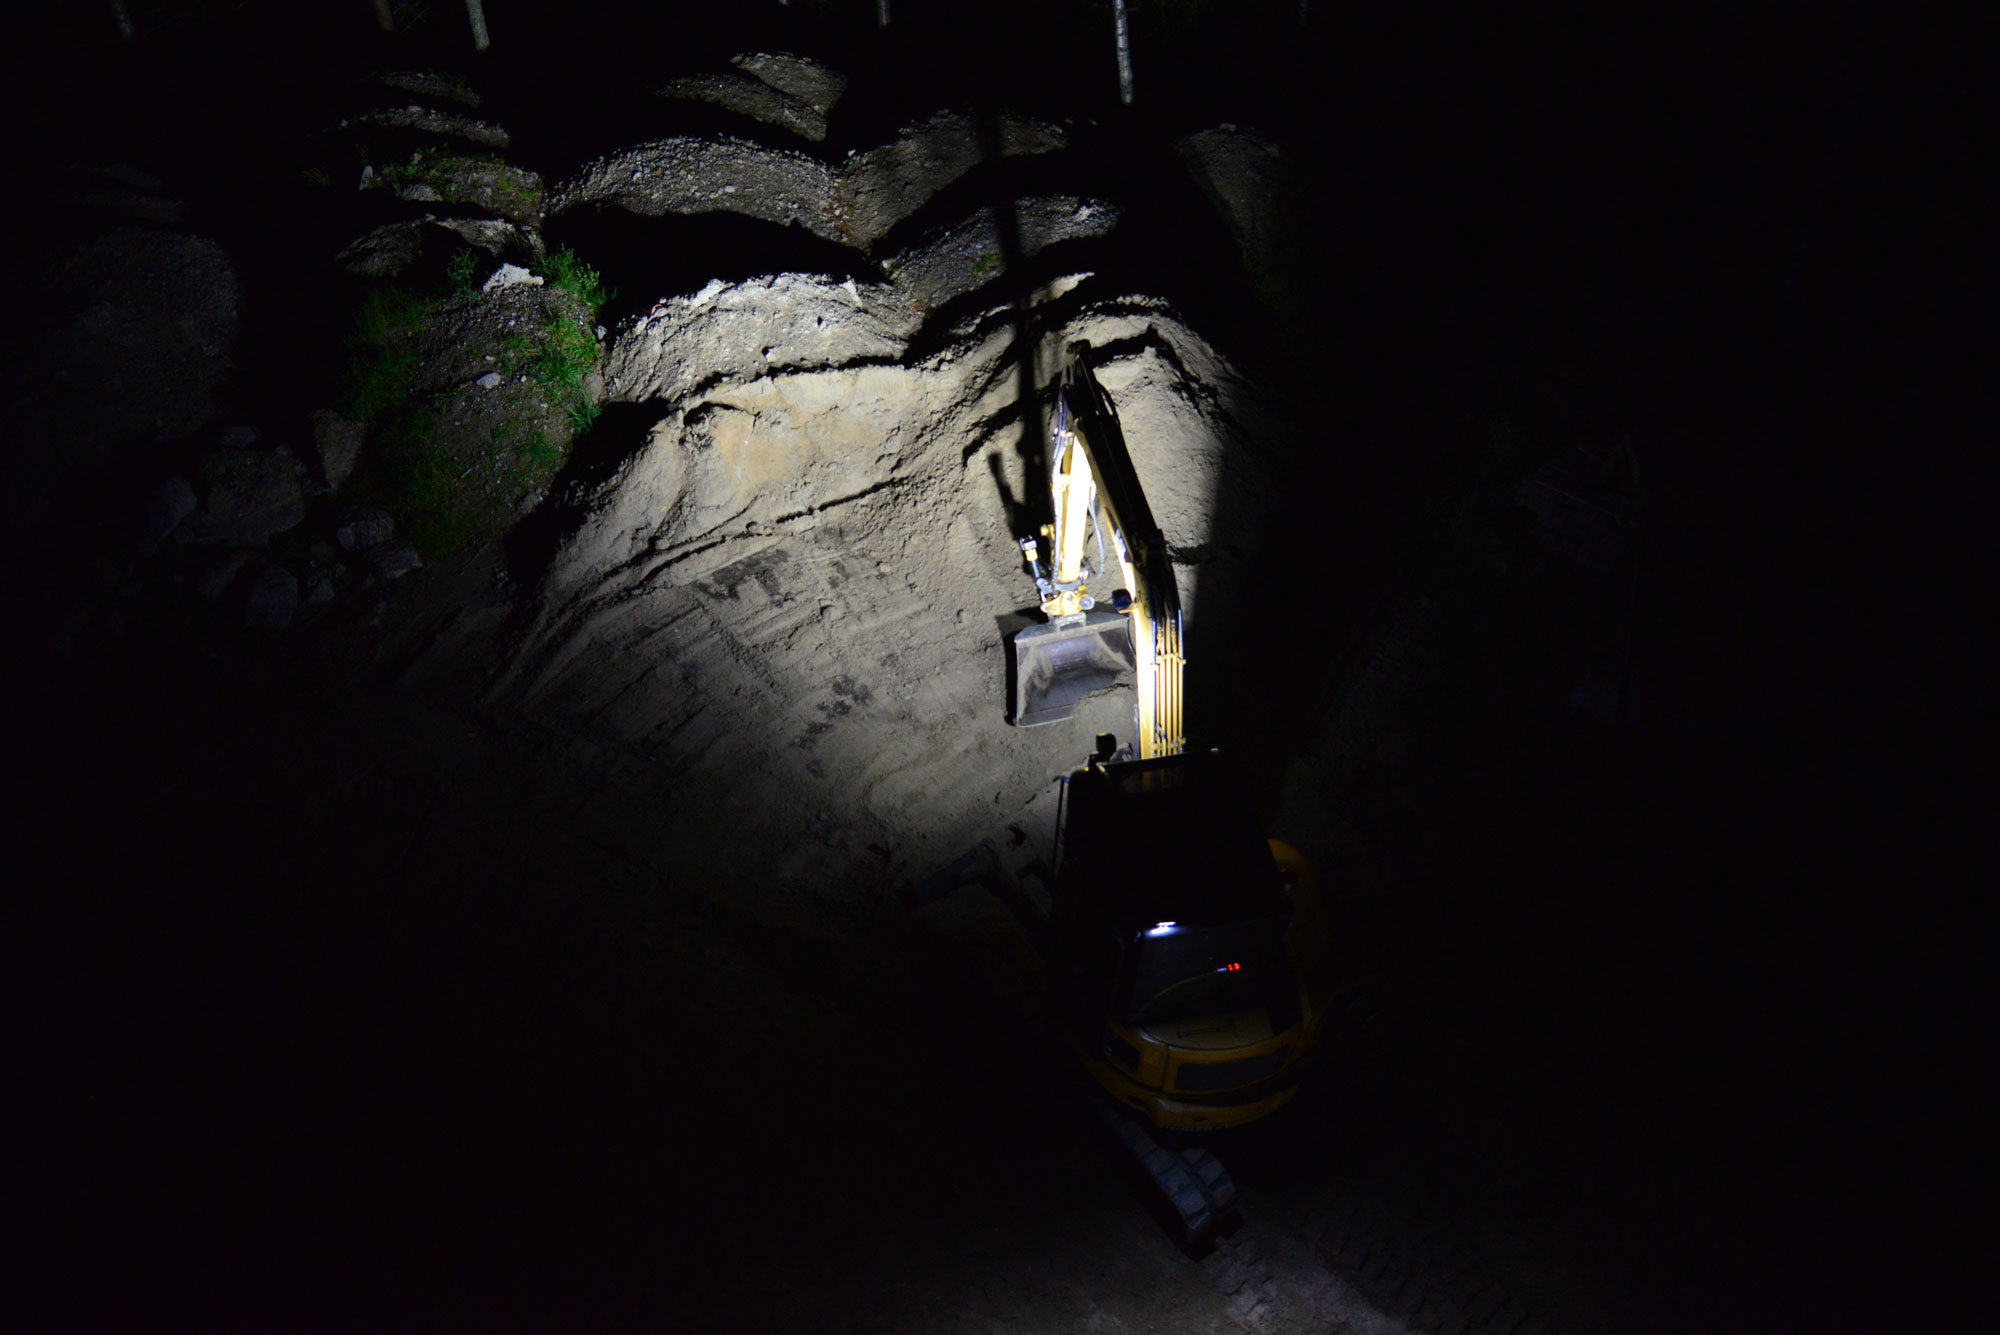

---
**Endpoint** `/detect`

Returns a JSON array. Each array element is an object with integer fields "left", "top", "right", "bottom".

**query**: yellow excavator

[{"left": 1007, "top": 342, "right": 1329, "bottom": 1240}]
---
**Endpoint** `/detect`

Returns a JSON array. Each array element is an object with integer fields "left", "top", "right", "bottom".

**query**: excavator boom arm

[{"left": 1011, "top": 342, "right": 1184, "bottom": 758}]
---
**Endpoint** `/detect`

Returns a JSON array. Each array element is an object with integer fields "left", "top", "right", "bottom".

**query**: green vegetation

[
  {"left": 337, "top": 251, "right": 607, "bottom": 561},
  {"left": 445, "top": 248, "right": 479, "bottom": 298},
  {"left": 342, "top": 287, "right": 434, "bottom": 422},
  {"left": 533, "top": 247, "right": 611, "bottom": 314},
  {"left": 379, "top": 145, "right": 542, "bottom": 218}
]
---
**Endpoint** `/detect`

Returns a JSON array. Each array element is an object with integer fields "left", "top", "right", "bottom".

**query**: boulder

[
  {"left": 311, "top": 410, "right": 366, "bottom": 488},
  {"left": 881, "top": 196, "right": 1120, "bottom": 309},
  {"left": 178, "top": 450, "right": 305, "bottom": 545},
  {"left": 54, "top": 163, "right": 190, "bottom": 227},
  {"left": 340, "top": 106, "right": 510, "bottom": 150},
  {"left": 335, "top": 506, "right": 395, "bottom": 552},
  {"left": 333, "top": 217, "right": 540, "bottom": 281},
  {"left": 14, "top": 226, "right": 239, "bottom": 456},
  {"left": 333, "top": 222, "right": 428, "bottom": 278},
  {"left": 367, "top": 540, "right": 423, "bottom": 580},
  {"left": 367, "top": 155, "right": 544, "bottom": 227},
  {"left": 241, "top": 565, "right": 299, "bottom": 631},
  {"left": 657, "top": 73, "right": 833, "bottom": 142},
  {"left": 193, "top": 550, "right": 252, "bottom": 600},
  {"left": 549, "top": 110, "right": 1064, "bottom": 250},
  {"left": 731, "top": 52, "right": 848, "bottom": 114},
  {"left": 481, "top": 262, "right": 542, "bottom": 292},
  {"left": 142, "top": 475, "right": 197, "bottom": 543},
  {"left": 378, "top": 69, "right": 482, "bottom": 108}
]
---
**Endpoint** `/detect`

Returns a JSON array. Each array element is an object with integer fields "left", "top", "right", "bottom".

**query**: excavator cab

[{"left": 1049, "top": 749, "right": 1316, "bottom": 1131}]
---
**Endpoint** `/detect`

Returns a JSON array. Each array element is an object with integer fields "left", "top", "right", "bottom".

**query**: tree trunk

[
  {"left": 464, "top": 0, "right": 490, "bottom": 51},
  {"left": 372, "top": 0, "right": 395, "bottom": 31},
  {"left": 877, "top": 0, "right": 890, "bottom": 28},
  {"left": 1114, "top": 0, "right": 1134, "bottom": 105}
]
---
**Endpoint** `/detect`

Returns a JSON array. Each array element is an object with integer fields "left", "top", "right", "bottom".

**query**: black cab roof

[{"left": 1058, "top": 749, "right": 1287, "bottom": 932}]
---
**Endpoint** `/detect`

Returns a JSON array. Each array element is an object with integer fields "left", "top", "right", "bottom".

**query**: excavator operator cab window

[{"left": 1117, "top": 918, "right": 1300, "bottom": 1032}]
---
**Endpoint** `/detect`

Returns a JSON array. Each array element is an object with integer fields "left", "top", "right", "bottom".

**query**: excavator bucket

[{"left": 1010, "top": 611, "right": 1134, "bottom": 727}]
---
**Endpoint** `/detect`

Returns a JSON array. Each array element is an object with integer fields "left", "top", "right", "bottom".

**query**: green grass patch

[
  {"left": 533, "top": 312, "right": 597, "bottom": 391},
  {"left": 445, "top": 248, "right": 479, "bottom": 298},
  {"left": 343, "top": 288, "right": 435, "bottom": 423},
  {"left": 336, "top": 245, "right": 608, "bottom": 562},
  {"left": 340, "top": 399, "right": 474, "bottom": 560},
  {"left": 533, "top": 247, "right": 612, "bottom": 315}
]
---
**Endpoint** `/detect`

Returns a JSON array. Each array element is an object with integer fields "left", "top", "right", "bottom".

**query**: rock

[
  {"left": 657, "top": 72, "right": 834, "bottom": 142},
  {"left": 311, "top": 409, "right": 366, "bottom": 488},
  {"left": 54, "top": 163, "right": 190, "bottom": 227},
  {"left": 730, "top": 52, "right": 849, "bottom": 114},
  {"left": 604, "top": 274, "right": 919, "bottom": 405},
  {"left": 305, "top": 568, "right": 336, "bottom": 603},
  {"left": 554, "top": 136, "right": 833, "bottom": 237},
  {"left": 436, "top": 217, "right": 541, "bottom": 261},
  {"left": 378, "top": 69, "right": 482, "bottom": 108},
  {"left": 143, "top": 475, "right": 197, "bottom": 543},
  {"left": 476, "top": 371, "right": 504, "bottom": 389},
  {"left": 12, "top": 226, "right": 239, "bottom": 482},
  {"left": 179, "top": 450, "right": 305, "bottom": 545},
  {"left": 334, "top": 217, "right": 540, "bottom": 280},
  {"left": 333, "top": 221, "right": 427, "bottom": 278},
  {"left": 193, "top": 550, "right": 252, "bottom": 600},
  {"left": 335, "top": 506, "right": 395, "bottom": 552},
  {"left": 550, "top": 110, "right": 1064, "bottom": 250},
  {"left": 366, "top": 155, "right": 544, "bottom": 226},
  {"left": 882, "top": 196, "right": 1120, "bottom": 309},
  {"left": 1173, "top": 126, "right": 1326, "bottom": 327},
  {"left": 241, "top": 565, "right": 299, "bottom": 630},
  {"left": 367, "top": 540, "right": 423, "bottom": 580},
  {"left": 482, "top": 262, "right": 543, "bottom": 291},
  {"left": 838, "top": 111, "right": 1068, "bottom": 245},
  {"left": 341, "top": 106, "right": 509, "bottom": 150}
]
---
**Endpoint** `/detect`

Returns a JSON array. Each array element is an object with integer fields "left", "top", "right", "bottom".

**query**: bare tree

[
  {"left": 372, "top": 0, "right": 395, "bottom": 30},
  {"left": 465, "top": 0, "right": 490, "bottom": 51},
  {"left": 1114, "top": 0, "right": 1133, "bottom": 105},
  {"left": 877, "top": 1, "right": 891, "bottom": 27}
]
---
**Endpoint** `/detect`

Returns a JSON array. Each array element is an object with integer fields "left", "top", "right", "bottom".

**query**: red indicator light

[{"left": 1227, "top": 962, "right": 1240, "bottom": 971}]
